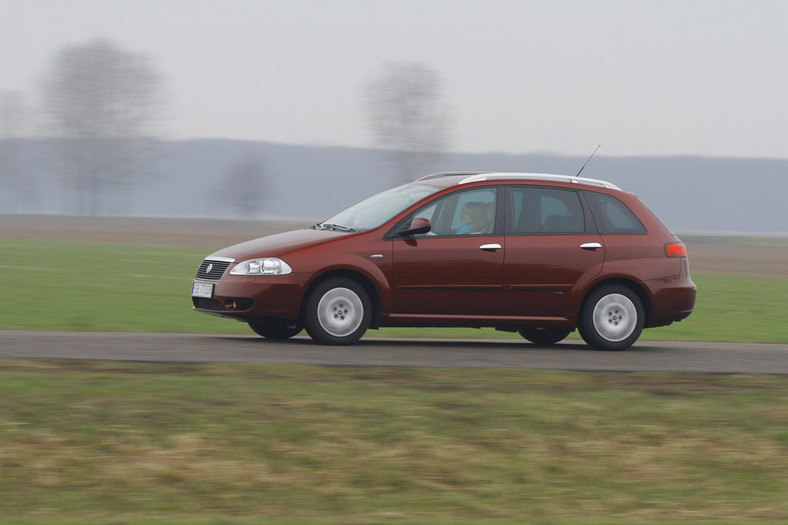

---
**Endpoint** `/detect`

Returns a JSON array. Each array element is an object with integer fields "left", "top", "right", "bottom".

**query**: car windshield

[{"left": 318, "top": 183, "right": 441, "bottom": 232}]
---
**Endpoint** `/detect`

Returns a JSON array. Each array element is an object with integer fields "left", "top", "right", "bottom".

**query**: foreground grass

[
  {"left": 1, "top": 361, "right": 788, "bottom": 523},
  {"left": 0, "top": 239, "right": 786, "bottom": 342}
]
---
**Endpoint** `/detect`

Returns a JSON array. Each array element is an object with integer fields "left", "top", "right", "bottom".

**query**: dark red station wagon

[{"left": 192, "top": 172, "right": 696, "bottom": 350}]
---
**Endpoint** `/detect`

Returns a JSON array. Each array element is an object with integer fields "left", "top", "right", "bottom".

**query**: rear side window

[
  {"left": 585, "top": 192, "right": 646, "bottom": 234},
  {"left": 510, "top": 187, "right": 585, "bottom": 234}
]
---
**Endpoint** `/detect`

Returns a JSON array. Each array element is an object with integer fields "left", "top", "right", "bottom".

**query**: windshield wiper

[{"left": 316, "top": 223, "right": 356, "bottom": 232}]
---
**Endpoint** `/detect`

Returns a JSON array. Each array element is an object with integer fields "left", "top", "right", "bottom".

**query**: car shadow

[{"left": 208, "top": 335, "right": 674, "bottom": 353}]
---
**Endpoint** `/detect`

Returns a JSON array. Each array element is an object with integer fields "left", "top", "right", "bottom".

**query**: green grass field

[
  {"left": 0, "top": 239, "right": 786, "bottom": 342},
  {"left": 1, "top": 361, "right": 788, "bottom": 524},
  {"left": 2, "top": 236, "right": 787, "bottom": 523}
]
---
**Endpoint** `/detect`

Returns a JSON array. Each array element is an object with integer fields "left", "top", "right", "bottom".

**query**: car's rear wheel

[
  {"left": 518, "top": 327, "right": 572, "bottom": 346},
  {"left": 304, "top": 278, "right": 371, "bottom": 345},
  {"left": 248, "top": 321, "right": 301, "bottom": 340},
  {"left": 579, "top": 284, "right": 644, "bottom": 351}
]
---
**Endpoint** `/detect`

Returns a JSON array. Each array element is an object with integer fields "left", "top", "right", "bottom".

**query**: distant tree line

[
  {"left": 0, "top": 39, "right": 165, "bottom": 216},
  {"left": 0, "top": 39, "right": 451, "bottom": 217},
  {"left": 40, "top": 39, "right": 162, "bottom": 215}
]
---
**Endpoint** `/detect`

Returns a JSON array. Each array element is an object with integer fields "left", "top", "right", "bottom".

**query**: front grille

[{"left": 196, "top": 258, "right": 233, "bottom": 281}]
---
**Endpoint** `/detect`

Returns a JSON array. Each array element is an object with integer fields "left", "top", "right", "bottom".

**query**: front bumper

[{"left": 192, "top": 274, "right": 306, "bottom": 321}]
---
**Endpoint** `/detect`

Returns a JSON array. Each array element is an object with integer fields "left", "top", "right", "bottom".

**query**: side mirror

[{"left": 399, "top": 217, "right": 431, "bottom": 236}]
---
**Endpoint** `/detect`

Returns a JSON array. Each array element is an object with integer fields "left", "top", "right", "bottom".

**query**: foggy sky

[{"left": 2, "top": 0, "right": 787, "bottom": 158}]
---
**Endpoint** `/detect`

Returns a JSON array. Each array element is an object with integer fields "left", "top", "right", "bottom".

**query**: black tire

[
  {"left": 304, "top": 278, "right": 371, "bottom": 345},
  {"left": 518, "top": 327, "right": 572, "bottom": 346},
  {"left": 578, "top": 284, "right": 644, "bottom": 351},
  {"left": 248, "top": 321, "right": 302, "bottom": 340}
]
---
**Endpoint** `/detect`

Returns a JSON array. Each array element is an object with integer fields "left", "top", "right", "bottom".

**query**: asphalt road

[{"left": 1, "top": 331, "right": 787, "bottom": 374}]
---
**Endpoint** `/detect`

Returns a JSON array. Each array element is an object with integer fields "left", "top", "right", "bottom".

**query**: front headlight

[{"left": 230, "top": 257, "right": 292, "bottom": 275}]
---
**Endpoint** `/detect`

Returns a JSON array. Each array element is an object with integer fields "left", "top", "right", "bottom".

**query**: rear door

[{"left": 502, "top": 185, "right": 604, "bottom": 319}]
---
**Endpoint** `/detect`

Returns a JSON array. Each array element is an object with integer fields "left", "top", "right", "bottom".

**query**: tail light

[{"left": 665, "top": 242, "right": 687, "bottom": 258}]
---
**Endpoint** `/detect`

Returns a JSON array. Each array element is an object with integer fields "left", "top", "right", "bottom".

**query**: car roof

[{"left": 416, "top": 171, "right": 622, "bottom": 191}]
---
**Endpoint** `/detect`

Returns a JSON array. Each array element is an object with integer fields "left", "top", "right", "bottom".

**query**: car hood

[{"left": 208, "top": 228, "right": 348, "bottom": 260}]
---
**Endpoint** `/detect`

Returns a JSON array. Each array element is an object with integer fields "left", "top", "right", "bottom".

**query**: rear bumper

[{"left": 646, "top": 277, "right": 697, "bottom": 328}]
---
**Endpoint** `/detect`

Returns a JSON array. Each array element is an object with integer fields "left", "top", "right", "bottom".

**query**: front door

[{"left": 391, "top": 187, "right": 504, "bottom": 316}]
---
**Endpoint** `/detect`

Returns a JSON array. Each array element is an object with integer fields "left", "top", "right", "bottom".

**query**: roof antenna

[{"left": 575, "top": 144, "right": 601, "bottom": 177}]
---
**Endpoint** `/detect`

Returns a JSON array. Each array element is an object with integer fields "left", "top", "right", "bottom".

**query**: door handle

[
  {"left": 581, "top": 242, "right": 602, "bottom": 250},
  {"left": 480, "top": 243, "right": 502, "bottom": 251}
]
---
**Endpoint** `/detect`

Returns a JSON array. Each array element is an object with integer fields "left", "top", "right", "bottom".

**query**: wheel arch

[
  {"left": 300, "top": 269, "right": 382, "bottom": 329},
  {"left": 579, "top": 277, "right": 652, "bottom": 327}
]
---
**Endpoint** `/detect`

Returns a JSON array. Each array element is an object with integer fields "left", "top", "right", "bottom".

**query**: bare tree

[
  {"left": 215, "top": 157, "right": 267, "bottom": 218},
  {"left": 0, "top": 91, "right": 31, "bottom": 212},
  {"left": 365, "top": 62, "right": 450, "bottom": 183},
  {"left": 41, "top": 39, "right": 163, "bottom": 214}
]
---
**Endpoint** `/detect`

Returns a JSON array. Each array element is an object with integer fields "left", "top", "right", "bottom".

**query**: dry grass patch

[{"left": 1, "top": 361, "right": 788, "bottom": 523}]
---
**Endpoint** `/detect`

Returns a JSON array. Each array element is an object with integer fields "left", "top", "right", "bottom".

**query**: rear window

[{"left": 585, "top": 192, "right": 646, "bottom": 234}]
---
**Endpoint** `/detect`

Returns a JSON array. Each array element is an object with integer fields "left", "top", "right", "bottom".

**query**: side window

[
  {"left": 585, "top": 192, "right": 646, "bottom": 234},
  {"left": 410, "top": 188, "right": 497, "bottom": 236},
  {"left": 510, "top": 187, "right": 585, "bottom": 234}
]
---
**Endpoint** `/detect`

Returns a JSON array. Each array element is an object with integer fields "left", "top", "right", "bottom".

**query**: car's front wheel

[
  {"left": 248, "top": 321, "right": 301, "bottom": 340},
  {"left": 518, "top": 327, "right": 572, "bottom": 346},
  {"left": 579, "top": 284, "right": 644, "bottom": 351},
  {"left": 304, "top": 278, "right": 371, "bottom": 345}
]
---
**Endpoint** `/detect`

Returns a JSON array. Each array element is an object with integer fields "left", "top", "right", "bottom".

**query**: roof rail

[
  {"left": 416, "top": 171, "right": 484, "bottom": 181},
  {"left": 457, "top": 172, "right": 621, "bottom": 190},
  {"left": 415, "top": 171, "right": 621, "bottom": 190}
]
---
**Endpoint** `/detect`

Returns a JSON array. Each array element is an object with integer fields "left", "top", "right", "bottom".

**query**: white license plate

[{"left": 192, "top": 282, "right": 214, "bottom": 298}]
